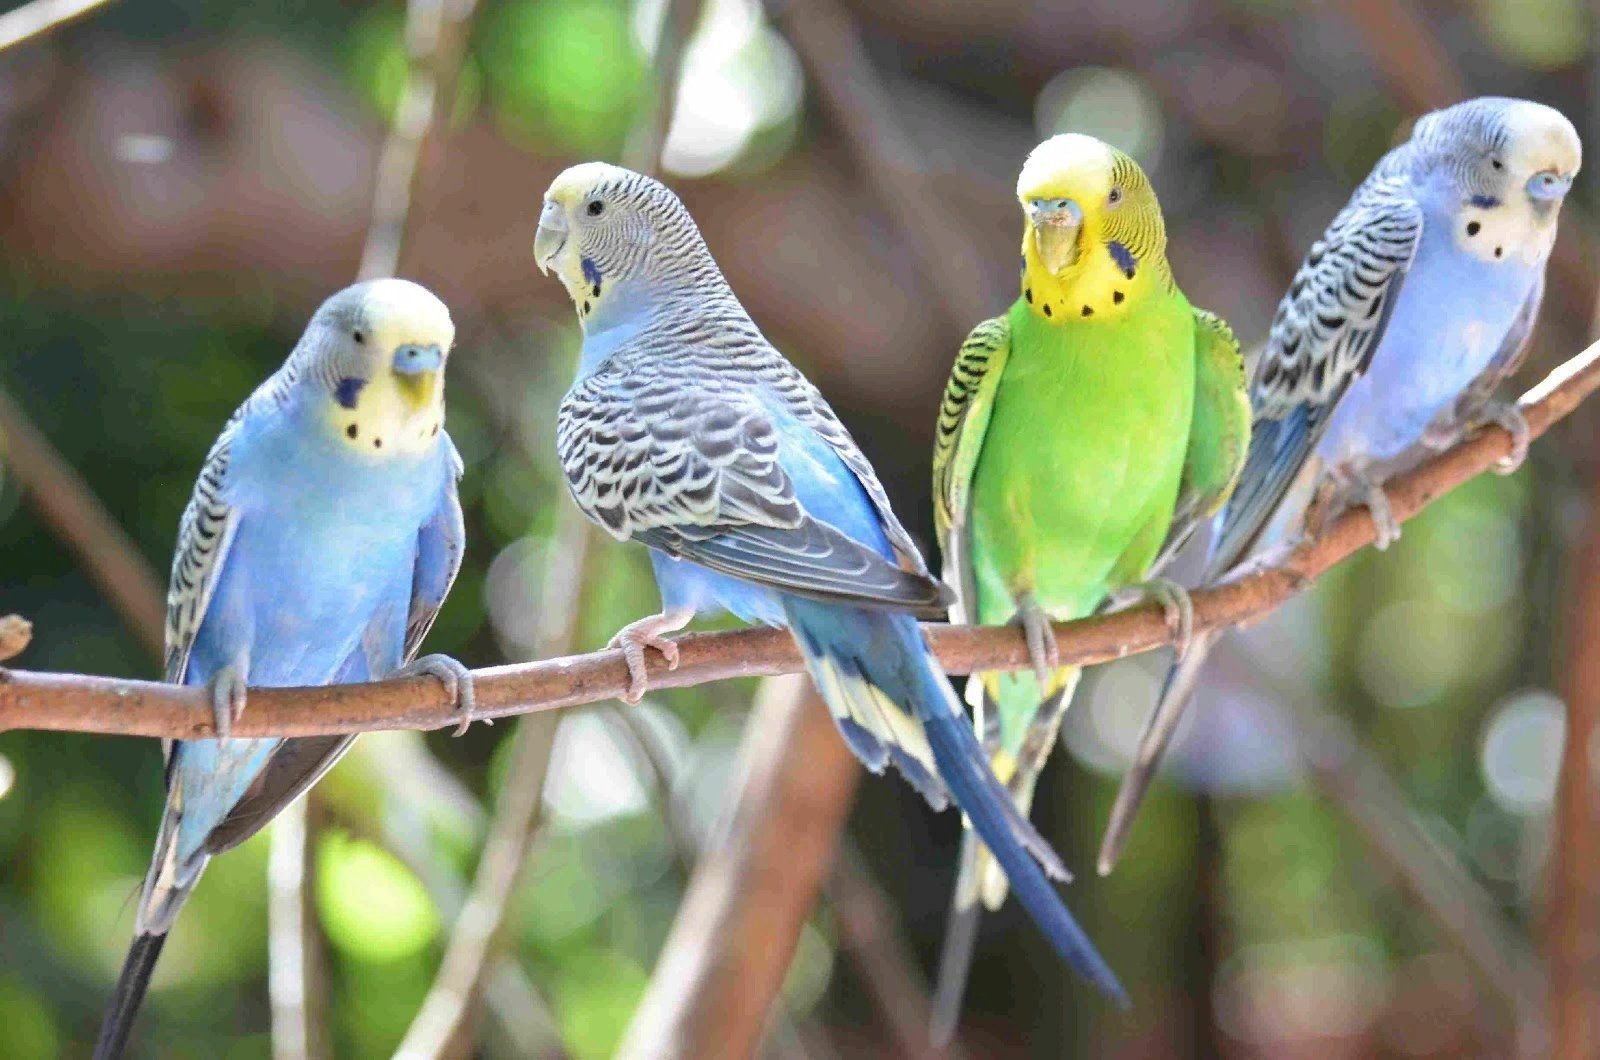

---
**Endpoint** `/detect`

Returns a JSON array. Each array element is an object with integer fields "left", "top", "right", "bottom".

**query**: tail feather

[
  {"left": 930, "top": 838, "right": 984, "bottom": 1047},
  {"left": 785, "top": 599, "right": 1127, "bottom": 1012},
  {"left": 94, "top": 932, "right": 167, "bottom": 1060},
  {"left": 1097, "top": 628, "right": 1220, "bottom": 876}
]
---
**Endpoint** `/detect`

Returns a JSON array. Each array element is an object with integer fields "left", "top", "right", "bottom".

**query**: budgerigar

[
  {"left": 928, "top": 134, "right": 1250, "bottom": 1036},
  {"left": 534, "top": 162, "right": 1128, "bottom": 1008},
  {"left": 1097, "top": 97, "right": 1582, "bottom": 876},
  {"left": 96, "top": 279, "right": 474, "bottom": 1059}
]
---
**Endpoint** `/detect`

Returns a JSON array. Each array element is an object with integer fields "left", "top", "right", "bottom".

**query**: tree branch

[
  {"left": 5, "top": 335, "right": 1598, "bottom": 738},
  {"left": 0, "top": 0, "right": 114, "bottom": 55}
]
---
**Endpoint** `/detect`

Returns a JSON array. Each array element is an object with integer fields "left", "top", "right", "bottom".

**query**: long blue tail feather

[{"left": 785, "top": 599, "right": 1129, "bottom": 1009}]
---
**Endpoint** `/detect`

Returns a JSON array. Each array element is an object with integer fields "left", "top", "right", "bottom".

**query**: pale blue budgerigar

[
  {"left": 1097, "top": 97, "right": 1581, "bottom": 875},
  {"left": 535, "top": 162, "right": 1128, "bottom": 1006},
  {"left": 95, "top": 279, "right": 475, "bottom": 1059}
]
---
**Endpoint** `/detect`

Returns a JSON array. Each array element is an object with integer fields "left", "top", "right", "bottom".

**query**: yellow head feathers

[{"left": 1015, "top": 134, "right": 1170, "bottom": 322}]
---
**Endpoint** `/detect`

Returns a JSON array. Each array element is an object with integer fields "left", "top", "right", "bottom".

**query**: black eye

[
  {"left": 1108, "top": 187, "right": 1123, "bottom": 205},
  {"left": 1491, "top": 158, "right": 1505, "bottom": 171},
  {"left": 586, "top": 199, "right": 605, "bottom": 217},
  {"left": 352, "top": 330, "right": 365, "bottom": 344}
]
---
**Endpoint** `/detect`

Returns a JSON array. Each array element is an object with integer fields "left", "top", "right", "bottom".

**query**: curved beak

[
  {"left": 535, "top": 199, "right": 569, "bottom": 276},
  {"left": 1027, "top": 197, "right": 1084, "bottom": 273},
  {"left": 1527, "top": 169, "right": 1574, "bottom": 204}
]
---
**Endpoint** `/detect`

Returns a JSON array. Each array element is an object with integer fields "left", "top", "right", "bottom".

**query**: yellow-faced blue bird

[
  {"left": 536, "top": 163, "right": 1128, "bottom": 1009},
  {"left": 95, "top": 279, "right": 474, "bottom": 1059}
]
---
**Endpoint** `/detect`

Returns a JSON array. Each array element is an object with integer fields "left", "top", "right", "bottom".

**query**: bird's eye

[
  {"left": 1491, "top": 158, "right": 1505, "bottom": 171},
  {"left": 352, "top": 330, "right": 365, "bottom": 344},
  {"left": 1108, "top": 187, "right": 1123, "bottom": 205},
  {"left": 586, "top": 199, "right": 605, "bottom": 217}
]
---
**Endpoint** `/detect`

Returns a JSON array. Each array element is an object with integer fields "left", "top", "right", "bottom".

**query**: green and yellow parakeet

[{"left": 929, "top": 134, "right": 1250, "bottom": 1035}]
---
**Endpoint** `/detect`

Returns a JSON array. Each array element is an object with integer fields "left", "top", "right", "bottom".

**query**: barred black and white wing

[
  {"left": 164, "top": 413, "right": 244, "bottom": 685},
  {"left": 559, "top": 361, "right": 948, "bottom": 612},
  {"left": 1207, "top": 167, "right": 1423, "bottom": 576}
]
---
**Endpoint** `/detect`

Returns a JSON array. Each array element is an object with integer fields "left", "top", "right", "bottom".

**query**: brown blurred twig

[
  {"left": 771, "top": 0, "right": 995, "bottom": 330},
  {"left": 0, "top": 387, "right": 165, "bottom": 658},
  {"left": 9, "top": 334, "right": 1600, "bottom": 739},
  {"left": 617, "top": 677, "right": 862, "bottom": 1059},
  {"left": 0, "top": 614, "right": 31, "bottom": 662},
  {"left": 1547, "top": 474, "right": 1600, "bottom": 1058},
  {"left": 0, "top": 0, "right": 113, "bottom": 54},
  {"left": 828, "top": 841, "right": 968, "bottom": 1059},
  {"left": 359, "top": 0, "right": 482, "bottom": 282}
]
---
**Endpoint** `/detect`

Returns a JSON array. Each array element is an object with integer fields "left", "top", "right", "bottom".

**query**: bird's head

[
  {"left": 304, "top": 278, "right": 455, "bottom": 455},
  {"left": 1419, "top": 98, "right": 1581, "bottom": 260},
  {"left": 1016, "top": 134, "right": 1169, "bottom": 320},
  {"left": 535, "top": 162, "right": 711, "bottom": 329}
]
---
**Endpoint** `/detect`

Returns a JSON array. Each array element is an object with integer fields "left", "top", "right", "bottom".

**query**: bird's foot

[
  {"left": 1123, "top": 577, "right": 1196, "bottom": 659},
  {"left": 1479, "top": 401, "right": 1532, "bottom": 474},
  {"left": 394, "top": 654, "right": 479, "bottom": 736},
  {"left": 608, "top": 609, "right": 694, "bottom": 704},
  {"left": 1012, "top": 593, "right": 1059, "bottom": 688},
  {"left": 1356, "top": 475, "right": 1401, "bottom": 551},
  {"left": 208, "top": 665, "right": 248, "bottom": 739}
]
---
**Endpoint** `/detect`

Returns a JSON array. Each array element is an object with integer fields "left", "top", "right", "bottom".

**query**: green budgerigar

[{"left": 930, "top": 134, "right": 1250, "bottom": 1035}]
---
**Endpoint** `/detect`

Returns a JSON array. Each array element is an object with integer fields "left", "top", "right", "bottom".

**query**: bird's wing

[
  {"left": 1152, "top": 308, "right": 1251, "bottom": 572},
  {"left": 1206, "top": 174, "right": 1423, "bottom": 576},
  {"left": 931, "top": 316, "right": 1011, "bottom": 623},
  {"left": 560, "top": 362, "right": 948, "bottom": 611},
  {"left": 163, "top": 412, "right": 245, "bottom": 688},
  {"left": 403, "top": 436, "right": 467, "bottom": 663}
]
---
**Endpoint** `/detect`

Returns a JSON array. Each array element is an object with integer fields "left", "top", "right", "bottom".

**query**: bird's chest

[
  {"left": 206, "top": 420, "right": 442, "bottom": 682},
  {"left": 971, "top": 309, "right": 1193, "bottom": 591},
  {"left": 1326, "top": 205, "right": 1543, "bottom": 464}
]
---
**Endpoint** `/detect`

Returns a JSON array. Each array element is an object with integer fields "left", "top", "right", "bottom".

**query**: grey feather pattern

[
  {"left": 1208, "top": 157, "right": 1422, "bottom": 575},
  {"left": 558, "top": 280, "right": 948, "bottom": 611}
]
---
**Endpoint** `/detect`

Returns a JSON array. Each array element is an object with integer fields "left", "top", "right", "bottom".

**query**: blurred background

[{"left": 0, "top": 0, "right": 1596, "bottom": 1056}]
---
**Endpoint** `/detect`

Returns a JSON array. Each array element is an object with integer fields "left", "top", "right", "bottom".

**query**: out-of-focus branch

[
  {"left": 393, "top": 508, "right": 590, "bottom": 1059},
  {"left": 617, "top": 677, "right": 862, "bottom": 1059},
  {"left": 0, "top": 615, "right": 31, "bottom": 662},
  {"left": 1547, "top": 474, "right": 1600, "bottom": 1058},
  {"left": 9, "top": 334, "right": 1600, "bottom": 739},
  {"left": 0, "top": 0, "right": 113, "bottom": 54},
  {"left": 771, "top": 0, "right": 995, "bottom": 330},
  {"left": 1288, "top": 700, "right": 1543, "bottom": 1019},
  {"left": 828, "top": 842, "right": 968, "bottom": 1059},
  {"left": 359, "top": 0, "right": 482, "bottom": 281},
  {"left": 268, "top": 798, "right": 327, "bottom": 1060},
  {"left": 0, "top": 388, "right": 165, "bottom": 658}
]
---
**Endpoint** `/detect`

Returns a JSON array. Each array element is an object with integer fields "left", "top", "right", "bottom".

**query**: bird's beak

[
  {"left": 1027, "top": 197, "right": 1084, "bottom": 273},
  {"left": 392, "top": 344, "right": 443, "bottom": 376},
  {"left": 392, "top": 344, "right": 444, "bottom": 410},
  {"left": 535, "top": 199, "right": 568, "bottom": 276},
  {"left": 1527, "top": 169, "right": 1574, "bottom": 203}
]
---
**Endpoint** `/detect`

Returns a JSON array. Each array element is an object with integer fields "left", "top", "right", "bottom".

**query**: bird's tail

[
  {"left": 95, "top": 933, "right": 168, "bottom": 1060},
  {"left": 783, "top": 599, "right": 1128, "bottom": 1018},
  {"left": 97, "top": 800, "right": 208, "bottom": 1058},
  {"left": 931, "top": 665, "right": 1080, "bottom": 1043},
  {"left": 1096, "top": 627, "right": 1220, "bottom": 876}
]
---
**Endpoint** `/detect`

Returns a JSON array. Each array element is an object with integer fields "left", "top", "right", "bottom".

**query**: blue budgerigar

[
  {"left": 535, "top": 162, "right": 1128, "bottom": 1006},
  {"left": 96, "top": 279, "right": 474, "bottom": 1059},
  {"left": 1097, "top": 97, "right": 1581, "bottom": 875}
]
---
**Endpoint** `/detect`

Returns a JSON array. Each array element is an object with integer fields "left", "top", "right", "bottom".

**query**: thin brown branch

[
  {"left": 0, "top": 0, "right": 114, "bottom": 54},
  {"left": 0, "top": 387, "right": 165, "bottom": 657},
  {"left": 6, "top": 336, "right": 1598, "bottom": 738},
  {"left": 616, "top": 677, "right": 862, "bottom": 1059},
  {"left": 393, "top": 506, "right": 591, "bottom": 1059},
  {"left": 771, "top": 0, "right": 995, "bottom": 329},
  {"left": 0, "top": 615, "right": 31, "bottom": 662},
  {"left": 1547, "top": 472, "right": 1600, "bottom": 1059},
  {"left": 358, "top": 0, "right": 481, "bottom": 282},
  {"left": 828, "top": 842, "right": 969, "bottom": 1059}
]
